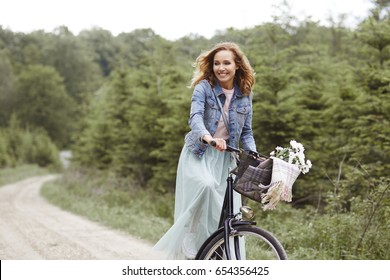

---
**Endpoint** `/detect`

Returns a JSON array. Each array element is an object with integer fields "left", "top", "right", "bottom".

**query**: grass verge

[
  {"left": 0, "top": 164, "right": 50, "bottom": 186},
  {"left": 41, "top": 168, "right": 174, "bottom": 243}
]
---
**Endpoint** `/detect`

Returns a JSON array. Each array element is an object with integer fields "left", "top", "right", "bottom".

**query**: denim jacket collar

[{"left": 213, "top": 79, "right": 244, "bottom": 98}]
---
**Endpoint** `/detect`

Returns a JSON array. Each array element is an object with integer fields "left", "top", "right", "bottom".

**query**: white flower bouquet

[
  {"left": 270, "top": 140, "right": 312, "bottom": 174},
  {"left": 261, "top": 140, "right": 312, "bottom": 210}
]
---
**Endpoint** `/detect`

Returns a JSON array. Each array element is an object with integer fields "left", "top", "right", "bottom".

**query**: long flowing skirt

[{"left": 153, "top": 145, "right": 241, "bottom": 259}]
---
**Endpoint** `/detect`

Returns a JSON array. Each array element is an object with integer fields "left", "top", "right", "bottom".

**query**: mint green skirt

[{"left": 153, "top": 145, "right": 241, "bottom": 259}]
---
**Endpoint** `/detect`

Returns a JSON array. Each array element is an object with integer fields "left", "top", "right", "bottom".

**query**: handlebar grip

[{"left": 209, "top": 140, "right": 240, "bottom": 153}]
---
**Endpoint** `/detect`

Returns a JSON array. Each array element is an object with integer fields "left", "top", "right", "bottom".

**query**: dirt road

[{"left": 0, "top": 175, "right": 162, "bottom": 260}]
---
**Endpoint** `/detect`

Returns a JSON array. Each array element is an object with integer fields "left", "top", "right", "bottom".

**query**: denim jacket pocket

[
  {"left": 237, "top": 105, "right": 249, "bottom": 114},
  {"left": 236, "top": 105, "right": 249, "bottom": 127}
]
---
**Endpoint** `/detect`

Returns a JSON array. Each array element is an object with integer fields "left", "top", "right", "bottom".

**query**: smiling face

[{"left": 213, "top": 50, "right": 238, "bottom": 90}]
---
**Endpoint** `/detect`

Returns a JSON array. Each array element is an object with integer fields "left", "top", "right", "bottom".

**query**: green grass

[
  {"left": 0, "top": 164, "right": 51, "bottom": 186},
  {"left": 40, "top": 168, "right": 174, "bottom": 243}
]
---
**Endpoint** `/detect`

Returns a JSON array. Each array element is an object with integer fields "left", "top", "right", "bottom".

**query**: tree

[
  {"left": 71, "top": 83, "right": 116, "bottom": 169},
  {"left": 150, "top": 65, "right": 192, "bottom": 192},
  {"left": 79, "top": 28, "right": 119, "bottom": 77},
  {"left": 0, "top": 49, "right": 16, "bottom": 126},
  {"left": 43, "top": 26, "right": 102, "bottom": 103},
  {"left": 14, "top": 64, "right": 77, "bottom": 147}
]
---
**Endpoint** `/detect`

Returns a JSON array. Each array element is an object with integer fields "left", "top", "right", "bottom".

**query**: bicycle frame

[
  {"left": 195, "top": 142, "right": 257, "bottom": 260},
  {"left": 217, "top": 167, "right": 255, "bottom": 260}
]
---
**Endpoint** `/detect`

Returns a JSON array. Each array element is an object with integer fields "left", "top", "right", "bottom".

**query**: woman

[{"left": 154, "top": 42, "right": 257, "bottom": 259}]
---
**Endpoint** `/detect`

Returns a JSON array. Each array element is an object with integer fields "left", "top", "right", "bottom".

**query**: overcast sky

[{"left": 0, "top": 0, "right": 374, "bottom": 40}]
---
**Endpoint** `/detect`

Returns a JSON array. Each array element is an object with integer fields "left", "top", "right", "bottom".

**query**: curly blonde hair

[{"left": 190, "top": 42, "right": 255, "bottom": 96}]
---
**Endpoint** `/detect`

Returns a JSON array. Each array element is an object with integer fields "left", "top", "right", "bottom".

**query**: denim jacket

[{"left": 184, "top": 79, "right": 257, "bottom": 157}]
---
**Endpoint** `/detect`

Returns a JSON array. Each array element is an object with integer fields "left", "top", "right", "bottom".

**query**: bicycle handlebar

[
  {"left": 210, "top": 140, "right": 241, "bottom": 153},
  {"left": 210, "top": 140, "right": 264, "bottom": 160}
]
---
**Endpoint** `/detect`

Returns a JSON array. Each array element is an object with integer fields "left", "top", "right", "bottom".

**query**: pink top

[{"left": 213, "top": 87, "right": 234, "bottom": 140}]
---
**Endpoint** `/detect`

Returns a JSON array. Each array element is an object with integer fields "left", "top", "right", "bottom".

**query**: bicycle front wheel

[{"left": 197, "top": 225, "right": 287, "bottom": 260}]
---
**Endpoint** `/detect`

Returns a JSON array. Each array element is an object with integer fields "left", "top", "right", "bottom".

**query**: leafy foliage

[
  {"left": 14, "top": 64, "right": 77, "bottom": 147},
  {"left": 0, "top": 115, "right": 60, "bottom": 169}
]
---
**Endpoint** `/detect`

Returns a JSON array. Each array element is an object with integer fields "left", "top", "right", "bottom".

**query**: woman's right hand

[
  {"left": 203, "top": 135, "right": 227, "bottom": 152},
  {"left": 212, "top": 138, "right": 227, "bottom": 152}
]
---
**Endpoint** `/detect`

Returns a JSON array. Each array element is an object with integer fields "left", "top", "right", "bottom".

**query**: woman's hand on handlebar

[
  {"left": 202, "top": 135, "right": 226, "bottom": 152},
  {"left": 212, "top": 138, "right": 227, "bottom": 152}
]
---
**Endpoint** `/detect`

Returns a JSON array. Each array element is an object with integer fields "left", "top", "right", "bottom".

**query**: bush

[
  {"left": 0, "top": 132, "right": 11, "bottom": 167},
  {"left": 26, "top": 129, "right": 61, "bottom": 169},
  {"left": 0, "top": 117, "right": 61, "bottom": 169}
]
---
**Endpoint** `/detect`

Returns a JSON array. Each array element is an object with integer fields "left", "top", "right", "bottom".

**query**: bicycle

[{"left": 195, "top": 142, "right": 288, "bottom": 260}]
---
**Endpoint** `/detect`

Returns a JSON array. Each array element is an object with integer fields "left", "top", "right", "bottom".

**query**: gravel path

[{"left": 0, "top": 175, "right": 162, "bottom": 260}]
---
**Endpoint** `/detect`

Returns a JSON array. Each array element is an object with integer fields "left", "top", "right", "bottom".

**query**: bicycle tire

[{"left": 196, "top": 225, "right": 287, "bottom": 260}]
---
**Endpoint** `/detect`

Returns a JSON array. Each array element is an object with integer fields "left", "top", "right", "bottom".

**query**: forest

[{"left": 0, "top": 1, "right": 389, "bottom": 259}]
